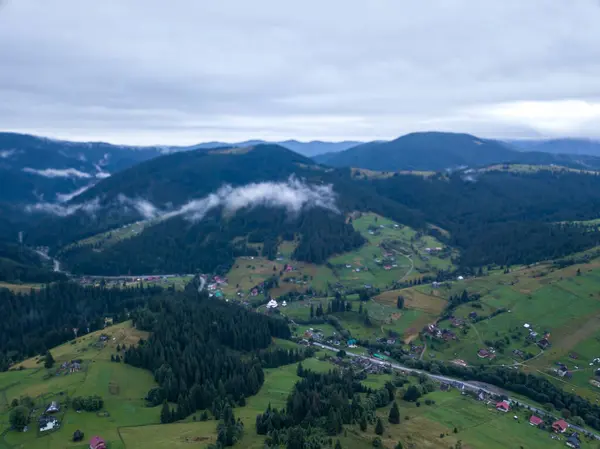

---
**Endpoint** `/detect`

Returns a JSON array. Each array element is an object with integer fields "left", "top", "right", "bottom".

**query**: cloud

[
  {"left": 30, "top": 177, "right": 339, "bottom": 221},
  {"left": 55, "top": 184, "right": 94, "bottom": 202},
  {"left": 1, "top": 1, "right": 600, "bottom": 143},
  {"left": 117, "top": 194, "right": 159, "bottom": 220},
  {"left": 0, "top": 149, "right": 16, "bottom": 158},
  {"left": 26, "top": 198, "right": 100, "bottom": 217},
  {"left": 160, "top": 176, "right": 339, "bottom": 222},
  {"left": 23, "top": 167, "right": 92, "bottom": 178}
]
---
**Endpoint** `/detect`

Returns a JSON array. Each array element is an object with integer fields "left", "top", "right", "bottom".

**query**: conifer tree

[
  {"left": 375, "top": 417, "right": 384, "bottom": 435},
  {"left": 389, "top": 401, "right": 400, "bottom": 424}
]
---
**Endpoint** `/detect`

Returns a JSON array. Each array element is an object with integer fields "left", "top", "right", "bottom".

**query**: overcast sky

[{"left": 1, "top": 0, "right": 600, "bottom": 145}]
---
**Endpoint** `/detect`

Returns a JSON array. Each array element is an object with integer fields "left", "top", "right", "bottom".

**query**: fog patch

[
  {"left": 56, "top": 184, "right": 94, "bottom": 203},
  {"left": 26, "top": 198, "right": 100, "bottom": 217},
  {"left": 23, "top": 167, "right": 93, "bottom": 179},
  {"left": 25, "top": 176, "right": 339, "bottom": 222},
  {"left": 117, "top": 195, "right": 160, "bottom": 220},
  {"left": 162, "top": 176, "right": 339, "bottom": 222}
]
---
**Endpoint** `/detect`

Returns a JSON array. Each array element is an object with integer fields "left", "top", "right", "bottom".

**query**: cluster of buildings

[
  {"left": 266, "top": 298, "right": 287, "bottom": 309},
  {"left": 492, "top": 398, "right": 582, "bottom": 447},
  {"left": 424, "top": 324, "right": 457, "bottom": 341}
]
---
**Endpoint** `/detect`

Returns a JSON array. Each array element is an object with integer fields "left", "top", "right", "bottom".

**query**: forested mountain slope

[
  {"left": 0, "top": 132, "right": 168, "bottom": 203},
  {"left": 10, "top": 141, "right": 600, "bottom": 276},
  {"left": 316, "top": 132, "right": 600, "bottom": 171},
  {"left": 371, "top": 170, "right": 600, "bottom": 267}
]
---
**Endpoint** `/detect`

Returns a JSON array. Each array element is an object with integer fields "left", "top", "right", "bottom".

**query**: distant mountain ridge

[
  {"left": 508, "top": 138, "right": 600, "bottom": 157},
  {"left": 0, "top": 132, "right": 363, "bottom": 203},
  {"left": 182, "top": 139, "right": 363, "bottom": 157},
  {"left": 314, "top": 132, "right": 600, "bottom": 171}
]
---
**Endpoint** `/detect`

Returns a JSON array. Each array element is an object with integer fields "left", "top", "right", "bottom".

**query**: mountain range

[
  {"left": 4, "top": 130, "right": 600, "bottom": 282},
  {"left": 314, "top": 132, "right": 600, "bottom": 171}
]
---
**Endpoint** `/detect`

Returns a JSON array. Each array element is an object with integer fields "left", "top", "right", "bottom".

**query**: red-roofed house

[
  {"left": 496, "top": 401, "right": 510, "bottom": 412},
  {"left": 552, "top": 419, "right": 569, "bottom": 433},
  {"left": 529, "top": 415, "right": 543, "bottom": 426},
  {"left": 90, "top": 436, "right": 106, "bottom": 449}
]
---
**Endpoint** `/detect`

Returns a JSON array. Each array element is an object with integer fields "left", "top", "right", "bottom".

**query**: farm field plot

[
  {"left": 328, "top": 213, "right": 455, "bottom": 290},
  {"left": 409, "top": 261, "right": 600, "bottom": 398}
]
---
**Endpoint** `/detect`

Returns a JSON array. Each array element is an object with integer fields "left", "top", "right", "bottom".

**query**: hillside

[
  {"left": 315, "top": 132, "right": 600, "bottom": 171},
  {"left": 0, "top": 132, "right": 164, "bottom": 203},
  {"left": 16, "top": 149, "right": 600, "bottom": 277}
]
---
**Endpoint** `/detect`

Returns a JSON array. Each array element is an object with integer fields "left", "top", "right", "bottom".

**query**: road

[{"left": 312, "top": 342, "right": 600, "bottom": 440}]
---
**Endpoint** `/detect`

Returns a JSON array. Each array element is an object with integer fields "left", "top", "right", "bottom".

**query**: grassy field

[
  {"left": 328, "top": 213, "right": 455, "bottom": 290},
  {"left": 0, "top": 282, "right": 42, "bottom": 293},
  {"left": 0, "top": 322, "right": 158, "bottom": 449},
  {"left": 222, "top": 212, "right": 455, "bottom": 301},
  {"left": 57, "top": 220, "right": 151, "bottom": 256},
  {"left": 378, "top": 390, "right": 568, "bottom": 449},
  {"left": 390, "top": 260, "right": 600, "bottom": 399}
]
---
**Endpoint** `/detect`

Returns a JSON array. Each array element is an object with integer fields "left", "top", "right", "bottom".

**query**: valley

[{"left": 4, "top": 134, "right": 600, "bottom": 449}]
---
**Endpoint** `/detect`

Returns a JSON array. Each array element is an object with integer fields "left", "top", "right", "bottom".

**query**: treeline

[
  {"left": 372, "top": 171, "right": 600, "bottom": 267},
  {"left": 61, "top": 206, "right": 364, "bottom": 276},
  {"left": 0, "top": 281, "right": 163, "bottom": 370},
  {"left": 124, "top": 292, "right": 292, "bottom": 422},
  {"left": 255, "top": 366, "right": 396, "bottom": 448}
]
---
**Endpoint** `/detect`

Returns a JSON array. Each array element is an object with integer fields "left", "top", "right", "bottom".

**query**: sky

[{"left": 1, "top": 0, "right": 600, "bottom": 145}]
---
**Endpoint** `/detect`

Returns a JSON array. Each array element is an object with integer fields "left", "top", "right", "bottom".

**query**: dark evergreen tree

[
  {"left": 389, "top": 401, "right": 400, "bottom": 424},
  {"left": 396, "top": 296, "right": 404, "bottom": 309},
  {"left": 44, "top": 350, "right": 55, "bottom": 369},
  {"left": 375, "top": 417, "right": 384, "bottom": 435}
]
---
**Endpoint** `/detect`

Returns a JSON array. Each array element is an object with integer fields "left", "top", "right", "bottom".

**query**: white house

[
  {"left": 266, "top": 299, "right": 278, "bottom": 309},
  {"left": 40, "top": 417, "right": 59, "bottom": 432}
]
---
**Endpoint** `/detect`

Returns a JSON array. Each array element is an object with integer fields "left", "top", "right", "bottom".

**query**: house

[
  {"left": 529, "top": 415, "right": 543, "bottom": 426},
  {"left": 566, "top": 434, "right": 581, "bottom": 448},
  {"left": 469, "top": 311, "right": 478, "bottom": 319},
  {"left": 384, "top": 265, "right": 392, "bottom": 271},
  {"left": 477, "top": 349, "right": 490, "bottom": 359},
  {"left": 538, "top": 338, "right": 551, "bottom": 350},
  {"left": 90, "top": 436, "right": 106, "bottom": 449},
  {"left": 552, "top": 419, "right": 569, "bottom": 433},
  {"left": 281, "top": 301, "right": 287, "bottom": 307},
  {"left": 39, "top": 416, "right": 59, "bottom": 432},
  {"left": 386, "top": 339, "right": 396, "bottom": 345},
  {"left": 46, "top": 401, "right": 60, "bottom": 413},
  {"left": 441, "top": 329, "right": 456, "bottom": 341},
  {"left": 450, "top": 317, "right": 465, "bottom": 328},
  {"left": 266, "top": 299, "right": 278, "bottom": 309},
  {"left": 496, "top": 401, "right": 510, "bottom": 412}
]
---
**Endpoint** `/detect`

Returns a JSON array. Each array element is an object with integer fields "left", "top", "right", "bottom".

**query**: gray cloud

[
  {"left": 162, "top": 176, "right": 339, "bottom": 221},
  {"left": 32, "top": 177, "right": 338, "bottom": 221},
  {"left": 56, "top": 184, "right": 94, "bottom": 203},
  {"left": 1, "top": 1, "right": 600, "bottom": 143},
  {"left": 26, "top": 198, "right": 100, "bottom": 217},
  {"left": 23, "top": 167, "right": 93, "bottom": 178}
]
